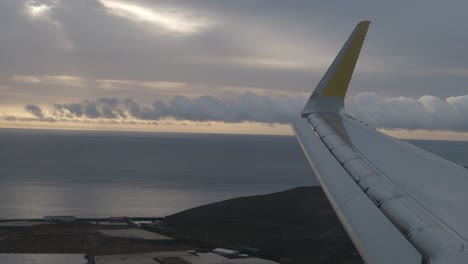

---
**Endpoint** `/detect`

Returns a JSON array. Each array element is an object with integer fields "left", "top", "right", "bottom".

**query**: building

[{"left": 212, "top": 248, "right": 239, "bottom": 257}]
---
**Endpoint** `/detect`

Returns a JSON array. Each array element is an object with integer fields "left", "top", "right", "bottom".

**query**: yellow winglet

[
  {"left": 314, "top": 21, "right": 370, "bottom": 98},
  {"left": 301, "top": 21, "right": 370, "bottom": 115}
]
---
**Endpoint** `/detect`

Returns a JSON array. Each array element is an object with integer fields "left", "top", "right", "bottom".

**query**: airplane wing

[{"left": 292, "top": 21, "right": 468, "bottom": 264}]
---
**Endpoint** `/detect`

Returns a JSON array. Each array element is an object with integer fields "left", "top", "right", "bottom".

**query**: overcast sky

[{"left": 1, "top": 0, "right": 468, "bottom": 138}]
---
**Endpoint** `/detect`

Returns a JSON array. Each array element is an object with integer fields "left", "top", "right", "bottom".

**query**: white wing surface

[{"left": 293, "top": 21, "right": 468, "bottom": 264}]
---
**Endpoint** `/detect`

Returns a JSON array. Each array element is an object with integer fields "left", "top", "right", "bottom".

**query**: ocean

[
  {"left": 0, "top": 128, "right": 467, "bottom": 219},
  {"left": 0, "top": 129, "right": 313, "bottom": 218}
]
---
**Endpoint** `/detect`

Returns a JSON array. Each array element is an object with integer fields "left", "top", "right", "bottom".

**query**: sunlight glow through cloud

[
  {"left": 23, "top": 1, "right": 74, "bottom": 51},
  {"left": 13, "top": 75, "right": 85, "bottom": 87},
  {"left": 99, "top": 0, "right": 210, "bottom": 34},
  {"left": 25, "top": 1, "right": 52, "bottom": 17},
  {"left": 24, "top": 1, "right": 61, "bottom": 21}
]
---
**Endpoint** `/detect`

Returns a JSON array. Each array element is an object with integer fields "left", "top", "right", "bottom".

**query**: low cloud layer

[
  {"left": 16, "top": 93, "right": 305, "bottom": 124},
  {"left": 347, "top": 92, "right": 468, "bottom": 132},
  {"left": 25, "top": 104, "right": 44, "bottom": 118},
  {"left": 4, "top": 92, "right": 468, "bottom": 132}
]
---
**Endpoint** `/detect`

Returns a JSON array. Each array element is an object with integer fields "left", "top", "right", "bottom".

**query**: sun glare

[{"left": 99, "top": 0, "right": 209, "bottom": 34}]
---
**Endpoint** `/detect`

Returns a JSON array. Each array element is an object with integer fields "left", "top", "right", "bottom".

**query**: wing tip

[
  {"left": 359, "top": 20, "right": 371, "bottom": 26},
  {"left": 302, "top": 20, "right": 370, "bottom": 115}
]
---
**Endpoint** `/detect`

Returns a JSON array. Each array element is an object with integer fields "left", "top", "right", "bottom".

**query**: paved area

[
  {"left": 0, "top": 254, "right": 87, "bottom": 264},
  {"left": 98, "top": 229, "right": 175, "bottom": 241},
  {"left": 95, "top": 251, "right": 280, "bottom": 264},
  {"left": 96, "top": 252, "right": 188, "bottom": 264},
  {"left": 0, "top": 221, "right": 48, "bottom": 227}
]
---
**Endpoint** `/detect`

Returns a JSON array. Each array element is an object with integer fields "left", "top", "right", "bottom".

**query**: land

[
  {"left": 164, "top": 186, "right": 362, "bottom": 264},
  {"left": 0, "top": 222, "right": 196, "bottom": 255},
  {"left": 0, "top": 186, "right": 362, "bottom": 263}
]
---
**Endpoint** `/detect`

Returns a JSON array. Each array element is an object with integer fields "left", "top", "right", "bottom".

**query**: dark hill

[{"left": 166, "top": 186, "right": 363, "bottom": 264}]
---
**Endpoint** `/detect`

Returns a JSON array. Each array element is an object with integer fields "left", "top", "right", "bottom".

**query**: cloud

[
  {"left": 25, "top": 0, "right": 54, "bottom": 18},
  {"left": 53, "top": 102, "right": 82, "bottom": 117},
  {"left": 8, "top": 104, "right": 55, "bottom": 122},
  {"left": 12, "top": 75, "right": 84, "bottom": 87},
  {"left": 95, "top": 79, "right": 189, "bottom": 92},
  {"left": 5, "top": 92, "right": 468, "bottom": 133},
  {"left": 53, "top": 99, "right": 126, "bottom": 120},
  {"left": 4, "top": 0, "right": 468, "bottom": 106},
  {"left": 98, "top": 0, "right": 211, "bottom": 34},
  {"left": 191, "top": 56, "right": 316, "bottom": 71},
  {"left": 24, "top": 0, "right": 74, "bottom": 50},
  {"left": 12, "top": 75, "right": 42, "bottom": 84},
  {"left": 8, "top": 93, "right": 304, "bottom": 124},
  {"left": 4, "top": 115, "right": 17, "bottom": 121},
  {"left": 25, "top": 104, "right": 44, "bottom": 118},
  {"left": 347, "top": 92, "right": 468, "bottom": 132}
]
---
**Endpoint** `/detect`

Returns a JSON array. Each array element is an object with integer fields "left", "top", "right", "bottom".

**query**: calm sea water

[
  {"left": 0, "top": 128, "right": 467, "bottom": 219},
  {"left": 0, "top": 129, "right": 314, "bottom": 218}
]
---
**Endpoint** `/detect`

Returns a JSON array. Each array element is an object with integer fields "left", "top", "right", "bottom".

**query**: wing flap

[{"left": 293, "top": 118, "right": 422, "bottom": 264}]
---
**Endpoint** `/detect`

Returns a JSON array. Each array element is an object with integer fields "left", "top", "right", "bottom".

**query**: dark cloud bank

[
  {"left": 19, "top": 93, "right": 305, "bottom": 124},
  {"left": 6, "top": 92, "right": 468, "bottom": 132},
  {"left": 25, "top": 104, "right": 44, "bottom": 118}
]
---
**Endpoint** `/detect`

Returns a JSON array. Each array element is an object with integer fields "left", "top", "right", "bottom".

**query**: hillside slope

[{"left": 166, "top": 186, "right": 362, "bottom": 264}]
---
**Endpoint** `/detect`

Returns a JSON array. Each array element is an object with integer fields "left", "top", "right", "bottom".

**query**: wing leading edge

[{"left": 293, "top": 21, "right": 468, "bottom": 264}]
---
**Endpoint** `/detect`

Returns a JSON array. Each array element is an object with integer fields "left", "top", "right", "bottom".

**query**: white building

[{"left": 212, "top": 248, "right": 239, "bottom": 257}]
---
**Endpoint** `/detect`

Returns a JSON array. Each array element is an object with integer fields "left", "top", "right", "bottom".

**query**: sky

[{"left": 1, "top": 0, "right": 468, "bottom": 139}]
